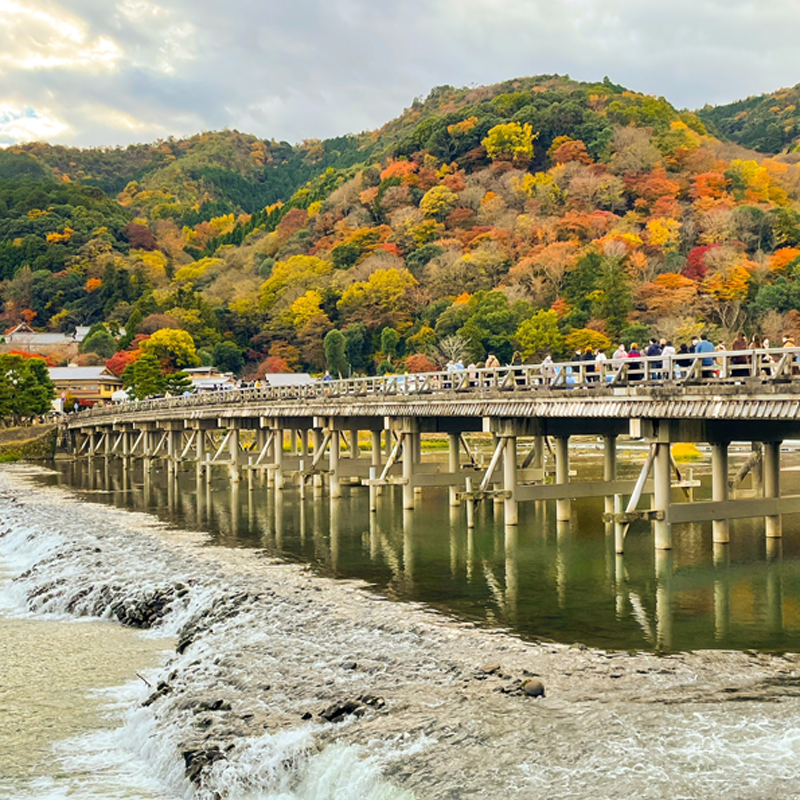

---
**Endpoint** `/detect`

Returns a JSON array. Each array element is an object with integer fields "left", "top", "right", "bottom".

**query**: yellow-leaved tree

[
  {"left": 337, "top": 268, "right": 417, "bottom": 329},
  {"left": 140, "top": 328, "right": 200, "bottom": 369},
  {"left": 482, "top": 122, "right": 537, "bottom": 165}
]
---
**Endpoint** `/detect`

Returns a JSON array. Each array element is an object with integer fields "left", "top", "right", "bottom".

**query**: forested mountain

[
  {"left": 4, "top": 74, "right": 800, "bottom": 390},
  {"left": 699, "top": 84, "right": 800, "bottom": 154}
]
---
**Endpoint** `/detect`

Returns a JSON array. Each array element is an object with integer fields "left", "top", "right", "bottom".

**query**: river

[{"left": 1, "top": 459, "right": 800, "bottom": 799}]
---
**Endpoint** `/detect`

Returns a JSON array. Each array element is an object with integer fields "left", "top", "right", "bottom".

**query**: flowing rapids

[{"left": 1, "top": 465, "right": 800, "bottom": 799}]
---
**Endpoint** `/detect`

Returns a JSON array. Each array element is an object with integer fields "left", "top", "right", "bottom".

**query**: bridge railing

[{"left": 73, "top": 346, "right": 800, "bottom": 421}]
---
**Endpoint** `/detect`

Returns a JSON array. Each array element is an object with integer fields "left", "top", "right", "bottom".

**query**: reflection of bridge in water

[
  {"left": 68, "top": 454, "right": 790, "bottom": 654},
  {"left": 66, "top": 347, "right": 800, "bottom": 566}
]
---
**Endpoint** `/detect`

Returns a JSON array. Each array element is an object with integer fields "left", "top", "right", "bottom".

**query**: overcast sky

[{"left": 0, "top": 0, "right": 796, "bottom": 148}]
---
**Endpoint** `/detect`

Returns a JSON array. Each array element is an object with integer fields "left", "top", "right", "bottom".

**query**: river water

[{"left": 1, "top": 456, "right": 800, "bottom": 799}]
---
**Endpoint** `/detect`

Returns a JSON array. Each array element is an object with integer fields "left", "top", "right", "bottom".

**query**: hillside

[
  {"left": 3, "top": 73, "right": 800, "bottom": 391},
  {"left": 698, "top": 84, "right": 800, "bottom": 154}
]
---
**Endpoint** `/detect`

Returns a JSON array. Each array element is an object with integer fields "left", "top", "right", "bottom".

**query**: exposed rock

[
  {"left": 480, "top": 662, "right": 501, "bottom": 675},
  {"left": 182, "top": 746, "right": 225, "bottom": 784},
  {"left": 521, "top": 678, "right": 545, "bottom": 698}
]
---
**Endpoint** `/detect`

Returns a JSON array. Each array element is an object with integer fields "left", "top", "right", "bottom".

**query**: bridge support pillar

[
  {"left": 448, "top": 432, "right": 460, "bottom": 507},
  {"left": 603, "top": 435, "right": 617, "bottom": 517},
  {"left": 121, "top": 429, "right": 131, "bottom": 459},
  {"left": 403, "top": 433, "right": 415, "bottom": 509},
  {"left": 312, "top": 428, "right": 323, "bottom": 490},
  {"left": 764, "top": 440, "right": 782, "bottom": 539},
  {"left": 371, "top": 430, "right": 382, "bottom": 467},
  {"left": 329, "top": 427, "right": 341, "bottom": 498},
  {"left": 653, "top": 442, "right": 672, "bottom": 550},
  {"left": 711, "top": 442, "right": 730, "bottom": 545},
  {"left": 274, "top": 428, "right": 284, "bottom": 490},
  {"left": 195, "top": 428, "right": 206, "bottom": 477},
  {"left": 229, "top": 427, "right": 240, "bottom": 483},
  {"left": 300, "top": 429, "right": 309, "bottom": 457},
  {"left": 349, "top": 427, "right": 359, "bottom": 459},
  {"left": 555, "top": 436, "right": 570, "bottom": 522},
  {"left": 503, "top": 435, "right": 518, "bottom": 525}
]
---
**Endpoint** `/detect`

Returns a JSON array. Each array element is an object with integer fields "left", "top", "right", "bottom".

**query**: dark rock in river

[
  {"left": 182, "top": 746, "right": 225, "bottom": 784},
  {"left": 521, "top": 678, "right": 545, "bottom": 698}
]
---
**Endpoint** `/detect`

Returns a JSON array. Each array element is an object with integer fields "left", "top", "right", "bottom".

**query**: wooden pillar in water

[
  {"left": 229, "top": 427, "right": 240, "bottom": 483},
  {"left": 764, "top": 440, "right": 782, "bottom": 539},
  {"left": 312, "top": 428, "right": 323, "bottom": 490},
  {"left": 603, "top": 435, "right": 617, "bottom": 517},
  {"left": 503, "top": 435, "right": 518, "bottom": 525},
  {"left": 274, "top": 428, "right": 284, "bottom": 490},
  {"left": 711, "top": 442, "right": 730, "bottom": 545},
  {"left": 448, "top": 432, "right": 460, "bottom": 507},
  {"left": 371, "top": 430, "right": 382, "bottom": 467},
  {"left": 653, "top": 442, "right": 672, "bottom": 550},
  {"left": 403, "top": 432, "right": 415, "bottom": 510},
  {"left": 555, "top": 436, "right": 570, "bottom": 522},
  {"left": 329, "top": 428, "right": 341, "bottom": 499}
]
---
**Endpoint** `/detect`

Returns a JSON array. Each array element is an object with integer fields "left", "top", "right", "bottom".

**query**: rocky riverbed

[{"left": 2, "top": 465, "right": 800, "bottom": 799}]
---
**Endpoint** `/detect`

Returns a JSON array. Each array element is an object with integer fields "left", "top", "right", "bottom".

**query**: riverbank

[{"left": 2, "top": 464, "right": 800, "bottom": 799}]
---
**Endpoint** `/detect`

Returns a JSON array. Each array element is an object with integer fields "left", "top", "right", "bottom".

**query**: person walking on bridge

[{"left": 694, "top": 333, "right": 716, "bottom": 379}]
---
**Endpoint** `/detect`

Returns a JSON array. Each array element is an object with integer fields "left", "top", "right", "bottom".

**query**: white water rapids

[{"left": 1, "top": 465, "right": 800, "bottom": 799}]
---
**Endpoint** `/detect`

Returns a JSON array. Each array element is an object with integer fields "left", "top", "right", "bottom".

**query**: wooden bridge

[{"left": 65, "top": 347, "right": 800, "bottom": 553}]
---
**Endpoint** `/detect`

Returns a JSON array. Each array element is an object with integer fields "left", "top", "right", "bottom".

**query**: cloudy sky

[{"left": 0, "top": 0, "right": 796, "bottom": 148}]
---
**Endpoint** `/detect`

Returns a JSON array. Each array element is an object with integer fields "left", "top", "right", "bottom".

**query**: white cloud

[
  {"left": 0, "top": 105, "right": 69, "bottom": 143},
  {"left": 0, "top": 0, "right": 123, "bottom": 73},
  {"left": 0, "top": 0, "right": 798, "bottom": 147}
]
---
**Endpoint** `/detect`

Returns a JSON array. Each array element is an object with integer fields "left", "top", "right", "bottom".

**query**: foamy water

[{"left": 2, "top": 466, "right": 800, "bottom": 799}]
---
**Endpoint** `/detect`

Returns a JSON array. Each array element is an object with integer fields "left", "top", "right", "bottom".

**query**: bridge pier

[
  {"left": 711, "top": 442, "right": 730, "bottom": 545},
  {"left": 329, "top": 424, "right": 341, "bottom": 499},
  {"left": 653, "top": 442, "right": 672, "bottom": 550},
  {"left": 603, "top": 435, "right": 617, "bottom": 517},
  {"left": 764, "top": 440, "right": 782, "bottom": 539},
  {"left": 448, "top": 432, "right": 460, "bottom": 507},
  {"left": 554, "top": 436, "right": 570, "bottom": 522}
]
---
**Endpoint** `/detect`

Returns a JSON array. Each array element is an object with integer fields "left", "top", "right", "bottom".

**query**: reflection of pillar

[
  {"left": 555, "top": 436, "right": 570, "bottom": 522},
  {"left": 460, "top": 504, "right": 473, "bottom": 571},
  {"left": 655, "top": 549, "right": 674, "bottom": 651},
  {"left": 766, "top": 538, "right": 783, "bottom": 638},
  {"left": 195, "top": 469, "right": 205, "bottom": 526},
  {"left": 403, "top": 508, "right": 414, "bottom": 587},
  {"left": 275, "top": 488, "right": 284, "bottom": 550},
  {"left": 614, "top": 553, "right": 626, "bottom": 619},
  {"left": 653, "top": 443, "right": 672, "bottom": 550},
  {"left": 448, "top": 432, "right": 460, "bottom": 507},
  {"left": 711, "top": 442, "right": 730, "bottom": 544},
  {"left": 329, "top": 497, "right": 340, "bottom": 572},
  {"left": 167, "top": 470, "right": 176, "bottom": 513},
  {"left": 230, "top": 480, "right": 240, "bottom": 535},
  {"left": 402, "top": 433, "right": 415, "bottom": 510},
  {"left": 504, "top": 525, "right": 518, "bottom": 622},
  {"left": 143, "top": 465, "right": 152, "bottom": 508},
  {"left": 713, "top": 542, "right": 730, "bottom": 643},
  {"left": 556, "top": 519, "right": 569, "bottom": 606},
  {"left": 450, "top": 509, "right": 459, "bottom": 577},
  {"left": 329, "top": 430, "right": 341, "bottom": 498},
  {"left": 764, "top": 441, "right": 782, "bottom": 539},
  {"left": 603, "top": 435, "right": 617, "bottom": 517},
  {"left": 369, "top": 509, "right": 379, "bottom": 560},
  {"left": 503, "top": 435, "right": 518, "bottom": 525}
]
